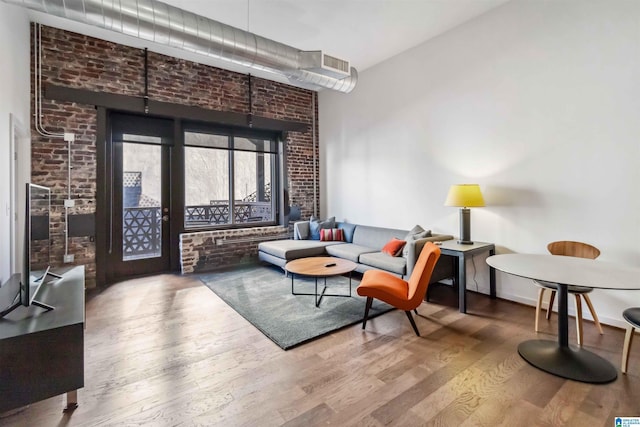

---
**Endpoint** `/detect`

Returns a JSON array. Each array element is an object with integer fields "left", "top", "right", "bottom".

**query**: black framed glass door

[{"left": 107, "top": 113, "right": 173, "bottom": 280}]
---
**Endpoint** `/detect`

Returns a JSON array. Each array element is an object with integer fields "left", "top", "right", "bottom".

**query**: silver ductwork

[{"left": 5, "top": 0, "right": 357, "bottom": 93}]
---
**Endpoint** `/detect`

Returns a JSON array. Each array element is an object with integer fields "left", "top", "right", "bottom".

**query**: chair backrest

[
  {"left": 547, "top": 240, "right": 600, "bottom": 259},
  {"left": 406, "top": 242, "right": 441, "bottom": 306}
]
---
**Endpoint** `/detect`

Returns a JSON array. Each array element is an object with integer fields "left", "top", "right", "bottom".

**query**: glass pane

[
  {"left": 184, "top": 146, "right": 230, "bottom": 227},
  {"left": 185, "top": 131, "right": 229, "bottom": 149},
  {"left": 234, "top": 136, "right": 276, "bottom": 153},
  {"left": 122, "top": 143, "right": 162, "bottom": 261},
  {"left": 121, "top": 134, "right": 163, "bottom": 144},
  {"left": 234, "top": 151, "right": 273, "bottom": 224}
]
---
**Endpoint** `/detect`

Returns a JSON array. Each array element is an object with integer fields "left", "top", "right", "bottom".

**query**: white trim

[
  {"left": 9, "top": 113, "right": 29, "bottom": 275},
  {"left": 498, "top": 292, "right": 629, "bottom": 331}
]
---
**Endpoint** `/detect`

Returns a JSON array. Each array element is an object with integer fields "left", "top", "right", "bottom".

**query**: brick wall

[
  {"left": 32, "top": 25, "right": 319, "bottom": 284},
  {"left": 180, "top": 226, "right": 290, "bottom": 274}
]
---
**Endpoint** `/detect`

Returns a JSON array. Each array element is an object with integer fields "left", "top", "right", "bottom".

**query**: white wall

[
  {"left": 319, "top": 0, "right": 640, "bottom": 328},
  {"left": 0, "top": 4, "right": 30, "bottom": 284}
]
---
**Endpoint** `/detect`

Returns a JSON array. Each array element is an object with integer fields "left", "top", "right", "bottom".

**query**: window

[{"left": 183, "top": 127, "right": 278, "bottom": 228}]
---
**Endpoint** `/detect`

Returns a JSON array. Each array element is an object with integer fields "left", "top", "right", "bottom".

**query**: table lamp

[{"left": 444, "top": 184, "right": 485, "bottom": 245}]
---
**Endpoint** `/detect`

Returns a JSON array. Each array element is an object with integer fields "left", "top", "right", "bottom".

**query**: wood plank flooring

[{"left": 1, "top": 266, "right": 638, "bottom": 426}]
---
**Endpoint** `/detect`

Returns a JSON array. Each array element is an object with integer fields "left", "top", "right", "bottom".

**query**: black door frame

[
  {"left": 95, "top": 107, "right": 289, "bottom": 286},
  {"left": 97, "top": 110, "right": 181, "bottom": 284}
]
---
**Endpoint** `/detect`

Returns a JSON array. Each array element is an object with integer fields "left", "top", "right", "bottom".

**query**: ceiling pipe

[{"left": 4, "top": 0, "right": 358, "bottom": 93}]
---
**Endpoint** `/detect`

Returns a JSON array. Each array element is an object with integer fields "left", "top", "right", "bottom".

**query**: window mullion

[{"left": 228, "top": 139, "right": 235, "bottom": 225}]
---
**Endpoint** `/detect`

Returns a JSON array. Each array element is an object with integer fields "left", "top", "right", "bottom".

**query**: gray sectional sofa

[{"left": 258, "top": 220, "right": 454, "bottom": 280}]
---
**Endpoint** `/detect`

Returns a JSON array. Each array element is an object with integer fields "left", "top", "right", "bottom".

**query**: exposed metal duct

[{"left": 5, "top": 0, "right": 358, "bottom": 93}]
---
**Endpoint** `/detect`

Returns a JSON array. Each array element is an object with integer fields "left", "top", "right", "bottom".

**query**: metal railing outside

[{"left": 123, "top": 202, "right": 272, "bottom": 259}]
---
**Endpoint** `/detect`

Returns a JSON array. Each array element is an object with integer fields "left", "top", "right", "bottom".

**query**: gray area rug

[{"left": 199, "top": 264, "right": 394, "bottom": 350}]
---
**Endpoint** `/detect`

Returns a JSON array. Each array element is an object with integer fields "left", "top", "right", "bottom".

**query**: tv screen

[
  {"left": 22, "top": 183, "right": 52, "bottom": 307},
  {"left": 0, "top": 183, "right": 56, "bottom": 318}
]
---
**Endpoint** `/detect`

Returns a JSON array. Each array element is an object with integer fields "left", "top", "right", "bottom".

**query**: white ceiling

[{"left": 24, "top": 0, "right": 510, "bottom": 88}]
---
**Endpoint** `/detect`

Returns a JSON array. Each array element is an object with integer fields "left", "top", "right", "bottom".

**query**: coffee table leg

[
  {"left": 316, "top": 277, "right": 330, "bottom": 307},
  {"left": 291, "top": 270, "right": 354, "bottom": 307},
  {"left": 291, "top": 273, "right": 325, "bottom": 306}
]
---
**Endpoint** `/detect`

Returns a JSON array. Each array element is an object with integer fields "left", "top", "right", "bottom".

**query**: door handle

[{"left": 162, "top": 214, "right": 169, "bottom": 222}]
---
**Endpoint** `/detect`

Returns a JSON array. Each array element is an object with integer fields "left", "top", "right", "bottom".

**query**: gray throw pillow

[
  {"left": 404, "top": 225, "right": 432, "bottom": 241},
  {"left": 309, "top": 216, "right": 336, "bottom": 240},
  {"left": 402, "top": 225, "right": 432, "bottom": 257}
]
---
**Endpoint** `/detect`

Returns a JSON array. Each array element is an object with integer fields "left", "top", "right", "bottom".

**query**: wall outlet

[{"left": 64, "top": 254, "right": 75, "bottom": 263}]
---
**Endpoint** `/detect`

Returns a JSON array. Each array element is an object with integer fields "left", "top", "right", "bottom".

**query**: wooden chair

[
  {"left": 357, "top": 242, "right": 441, "bottom": 336},
  {"left": 534, "top": 240, "right": 604, "bottom": 346},
  {"left": 622, "top": 307, "right": 640, "bottom": 374}
]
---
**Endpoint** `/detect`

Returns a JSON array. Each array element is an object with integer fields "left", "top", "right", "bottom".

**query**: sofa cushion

[
  {"left": 325, "top": 243, "right": 377, "bottom": 262},
  {"left": 359, "top": 252, "right": 406, "bottom": 275},
  {"left": 352, "top": 225, "right": 407, "bottom": 250},
  {"left": 381, "top": 238, "right": 406, "bottom": 257},
  {"left": 258, "top": 240, "right": 341, "bottom": 260},
  {"left": 309, "top": 216, "right": 335, "bottom": 240}
]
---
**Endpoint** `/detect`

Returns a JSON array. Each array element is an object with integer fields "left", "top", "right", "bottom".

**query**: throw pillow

[
  {"left": 309, "top": 216, "right": 336, "bottom": 240},
  {"left": 320, "top": 228, "right": 344, "bottom": 241},
  {"left": 401, "top": 225, "right": 432, "bottom": 257},
  {"left": 337, "top": 222, "right": 357, "bottom": 243},
  {"left": 381, "top": 238, "right": 407, "bottom": 257},
  {"left": 404, "top": 224, "right": 432, "bottom": 241}
]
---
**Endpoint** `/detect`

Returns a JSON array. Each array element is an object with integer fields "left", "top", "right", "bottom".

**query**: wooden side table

[{"left": 436, "top": 240, "right": 496, "bottom": 313}]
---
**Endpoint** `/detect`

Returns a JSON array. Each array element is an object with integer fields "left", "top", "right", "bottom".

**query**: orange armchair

[{"left": 357, "top": 242, "right": 441, "bottom": 336}]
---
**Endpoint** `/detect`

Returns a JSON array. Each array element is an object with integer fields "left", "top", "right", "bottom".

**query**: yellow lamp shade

[{"left": 444, "top": 184, "right": 485, "bottom": 208}]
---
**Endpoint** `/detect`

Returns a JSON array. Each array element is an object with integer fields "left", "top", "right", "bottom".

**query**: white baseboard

[{"left": 496, "top": 292, "right": 629, "bottom": 330}]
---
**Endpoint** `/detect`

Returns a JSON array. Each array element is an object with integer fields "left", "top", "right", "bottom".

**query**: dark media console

[{"left": 0, "top": 266, "right": 85, "bottom": 414}]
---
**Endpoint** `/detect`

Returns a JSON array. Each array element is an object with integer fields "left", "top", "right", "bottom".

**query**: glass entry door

[{"left": 107, "top": 113, "right": 173, "bottom": 280}]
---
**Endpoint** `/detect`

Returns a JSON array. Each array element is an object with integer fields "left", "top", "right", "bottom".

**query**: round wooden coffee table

[{"left": 285, "top": 257, "right": 357, "bottom": 307}]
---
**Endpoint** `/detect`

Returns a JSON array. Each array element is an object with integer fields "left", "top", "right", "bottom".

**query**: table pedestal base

[{"left": 518, "top": 340, "right": 617, "bottom": 383}]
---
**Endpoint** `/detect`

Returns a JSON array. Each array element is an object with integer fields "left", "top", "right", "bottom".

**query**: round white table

[{"left": 487, "top": 253, "right": 640, "bottom": 383}]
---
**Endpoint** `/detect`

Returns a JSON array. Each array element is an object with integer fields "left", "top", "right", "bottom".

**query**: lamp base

[{"left": 458, "top": 208, "right": 473, "bottom": 245}]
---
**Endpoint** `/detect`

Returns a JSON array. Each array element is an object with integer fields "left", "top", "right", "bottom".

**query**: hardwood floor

[{"left": 1, "top": 267, "right": 638, "bottom": 426}]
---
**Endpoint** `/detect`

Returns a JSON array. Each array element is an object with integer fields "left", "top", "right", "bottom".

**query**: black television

[{"left": 1, "top": 183, "right": 59, "bottom": 317}]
